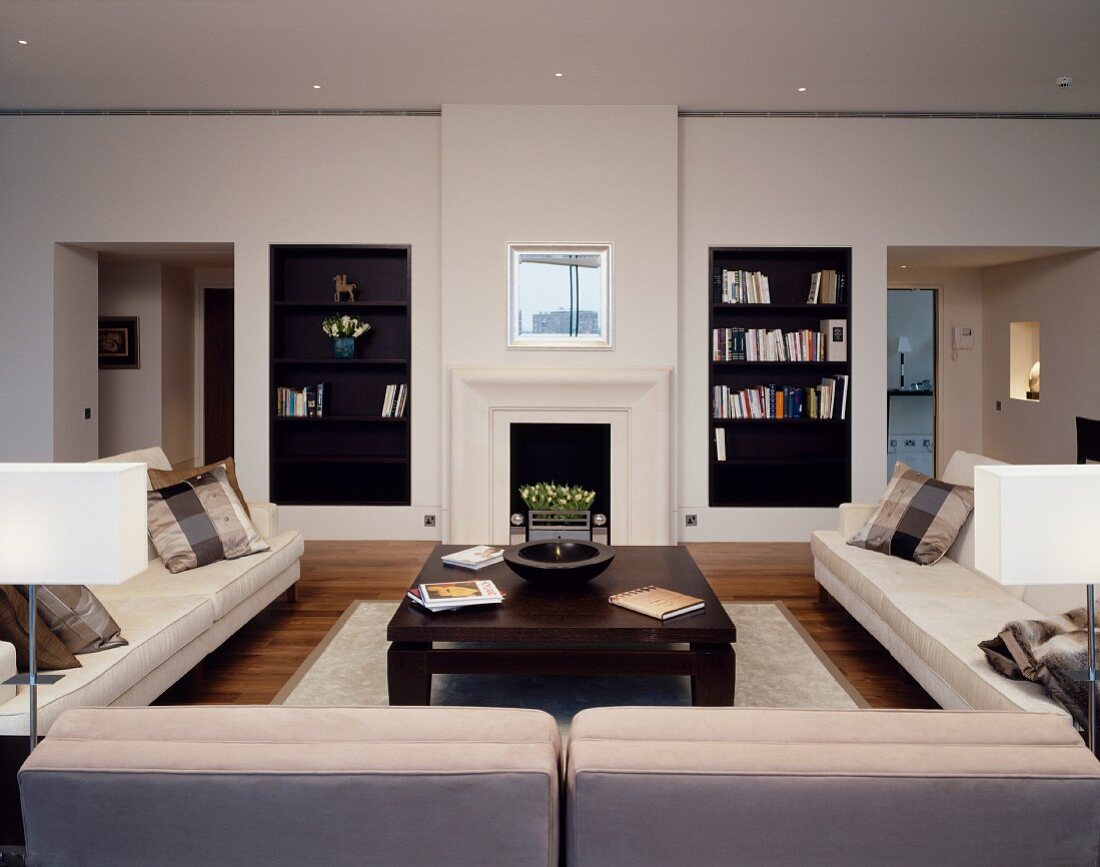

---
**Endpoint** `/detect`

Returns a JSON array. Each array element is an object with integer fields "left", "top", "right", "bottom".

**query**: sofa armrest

[
  {"left": 838, "top": 503, "right": 877, "bottom": 537},
  {"left": 248, "top": 502, "right": 279, "bottom": 538},
  {"left": 0, "top": 641, "right": 16, "bottom": 704}
]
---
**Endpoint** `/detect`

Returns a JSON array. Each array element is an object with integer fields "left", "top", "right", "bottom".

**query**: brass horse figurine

[{"left": 333, "top": 274, "right": 358, "bottom": 302}]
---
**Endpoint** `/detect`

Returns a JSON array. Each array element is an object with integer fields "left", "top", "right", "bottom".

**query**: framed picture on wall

[{"left": 98, "top": 317, "right": 140, "bottom": 368}]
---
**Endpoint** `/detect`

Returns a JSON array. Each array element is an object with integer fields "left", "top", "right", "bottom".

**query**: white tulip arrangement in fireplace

[{"left": 515, "top": 482, "right": 607, "bottom": 543}]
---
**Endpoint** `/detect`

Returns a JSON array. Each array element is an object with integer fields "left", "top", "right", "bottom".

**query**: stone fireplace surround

[{"left": 447, "top": 367, "right": 673, "bottom": 546}]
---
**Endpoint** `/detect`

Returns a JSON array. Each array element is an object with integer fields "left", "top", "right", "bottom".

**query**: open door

[{"left": 203, "top": 287, "right": 234, "bottom": 463}]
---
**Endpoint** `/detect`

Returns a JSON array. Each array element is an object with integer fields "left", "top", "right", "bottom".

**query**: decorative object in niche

[
  {"left": 332, "top": 274, "right": 357, "bottom": 302},
  {"left": 508, "top": 243, "right": 612, "bottom": 349},
  {"left": 98, "top": 317, "right": 140, "bottom": 369},
  {"left": 1028, "top": 361, "right": 1041, "bottom": 401}
]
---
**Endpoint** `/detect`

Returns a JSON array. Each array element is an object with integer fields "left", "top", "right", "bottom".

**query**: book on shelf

[
  {"left": 276, "top": 383, "right": 329, "bottom": 417},
  {"left": 820, "top": 319, "right": 847, "bottom": 362},
  {"left": 414, "top": 579, "right": 504, "bottom": 612},
  {"left": 609, "top": 586, "right": 705, "bottom": 620},
  {"left": 441, "top": 545, "right": 505, "bottom": 570},
  {"left": 712, "top": 379, "right": 849, "bottom": 420},
  {"left": 381, "top": 383, "right": 408, "bottom": 418},
  {"left": 712, "top": 327, "right": 824, "bottom": 362},
  {"left": 807, "top": 270, "right": 846, "bottom": 304},
  {"left": 719, "top": 269, "right": 771, "bottom": 304},
  {"left": 714, "top": 427, "right": 726, "bottom": 462}
]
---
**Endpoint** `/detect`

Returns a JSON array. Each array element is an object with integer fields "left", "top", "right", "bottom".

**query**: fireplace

[
  {"left": 447, "top": 367, "right": 673, "bottom": 546},
  {"left": 510, "top": 422, "right": 612, "bottom": 541}
]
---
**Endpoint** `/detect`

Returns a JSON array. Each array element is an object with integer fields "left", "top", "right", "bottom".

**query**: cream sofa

[
  {"left": 811, "top": 450, "right": 1080, "bottom": 717},
  {"left": 0, "top": 447, "right": 304, "bottom": 737}
]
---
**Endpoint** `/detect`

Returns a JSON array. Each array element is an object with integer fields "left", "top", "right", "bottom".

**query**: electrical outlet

[
  {"left": 996, "top": 400, "right": 1002, "bottom": 411},
  {"left": 922, "top": 439, "right": 932, "bottom": 449},
  {"left": 888, "top": 439, "right": 898, "bottom": 453},
  {"left": 903, "top": 439, "right": 916, "bottom": 448},
  {"left": 423, "top": 515, "right": 436, "bottom": 527},
  {"left": 685, "top": 514, "right": 698, "bottom": 527},
  {"left": 84, "top": 407, "right": 91, "bottom": 420}
]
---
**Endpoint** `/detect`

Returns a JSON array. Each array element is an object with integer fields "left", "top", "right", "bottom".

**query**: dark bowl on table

[{"left": 502, "top": 540, "right": 616, "bottom": 586}]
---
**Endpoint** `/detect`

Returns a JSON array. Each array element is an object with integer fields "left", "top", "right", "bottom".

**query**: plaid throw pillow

[
  {"left": 148, "top": 466, "right": 269, "bottom": 574},
  {"left": 848, "top": 461, "right": 975, "bottom": 566}
]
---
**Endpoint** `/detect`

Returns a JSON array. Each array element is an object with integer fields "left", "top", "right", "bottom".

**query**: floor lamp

[
  {"left": 0, "top": 463, "right": 146, "bottom": 753},
  {"left": 975, "top": 464, "right": 1100, "bottom": 754}
]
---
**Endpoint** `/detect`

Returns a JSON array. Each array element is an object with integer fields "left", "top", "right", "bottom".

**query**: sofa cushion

[
  {"left": 0, "top": 585, "right": 81, "bottom": 673},
  {"left": 567, "top": 707, "right": 1100, "bottom": 867},
  {"left": 149, "top": 456, "right": 251, "bottom": 519},
  {"left": 813, "top": 530, "right": 1066, "bottom": 713},
  {"left": 848, "top": 461, "right": 974, "bottom": 565},
  {"left": 147, "top": 467, "right": 269, "bottom": 573},
  {"left": 33, "top": 584, "right": 127, "bottom": 655},
  {"left": 22, "top": 706, "right": 561, "bottom": 867},
  {"left": 93, "top": 531, "right": 303, "bottom": 621},
  {"left": 0, "top": 594, "right": 214, "bottom": 736}
]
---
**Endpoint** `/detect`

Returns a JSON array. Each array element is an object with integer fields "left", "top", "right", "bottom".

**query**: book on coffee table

[
  {"left": 440, "top": 545, "right": 505, "bottom": 570},
  {"left": 416, "top": 579, "right": 504, "bottom": 612},
  {"left": 609, "top": 585, "right": 705, "bottom": 620}
]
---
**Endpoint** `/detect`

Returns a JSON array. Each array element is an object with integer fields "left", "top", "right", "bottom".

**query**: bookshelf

[
  {"left": 708, "top": 247, "right": 852, "bottom": 508},
  {"left": 270, "top": 244, "right": 411, "bottom": 505}
]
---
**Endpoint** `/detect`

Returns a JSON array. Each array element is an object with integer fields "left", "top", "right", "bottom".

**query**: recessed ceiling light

[
  {"left": 312, "top": 84, "right": 321, "bottom": 89},
  {"left": 17, "top": 39, "right": 28, "bottom": 45},
  {"left": 797, "top": 87, "right": 807, "bottom": 92},
  {"left": 554, "top": 72, "right": 563, "bottom": 77}
]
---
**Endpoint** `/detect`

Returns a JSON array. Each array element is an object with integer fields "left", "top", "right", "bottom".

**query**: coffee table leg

[
  {"left": 690, "top": 643, "right": 735, "bottom": 706},
  {"left": 387, "top": 642, "right": 432, "bottom": 705}
]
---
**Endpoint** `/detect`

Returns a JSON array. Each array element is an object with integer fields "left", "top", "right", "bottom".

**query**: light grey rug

[{"left": 274, "top": 601, "right": 866, "bottom": 730}]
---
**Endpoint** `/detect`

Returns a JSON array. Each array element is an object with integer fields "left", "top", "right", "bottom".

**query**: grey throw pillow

[
  {"left": 148, "top": 465, "right": 269, "bottom": 573},
  {"left": 27, "top": 585, "right": 127, "bottom": 655},
  {"left": 848, "top": 461, "right": 975, "bottom": 566}
]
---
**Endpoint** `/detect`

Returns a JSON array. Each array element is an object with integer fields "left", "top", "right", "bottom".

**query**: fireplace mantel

[{"left": 447, "top": 367, "right": 673, "bottom": 545}]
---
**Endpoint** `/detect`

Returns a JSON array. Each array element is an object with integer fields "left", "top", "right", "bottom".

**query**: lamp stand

[
  {"left": 1069, "top": 584, "right": 1098, "bottom": 755},
  {"left": 2, "top": 585, "right": 63, "bottom": 754}
]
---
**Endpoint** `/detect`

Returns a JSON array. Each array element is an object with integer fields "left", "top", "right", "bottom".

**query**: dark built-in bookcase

[
  {"left": 270, "top": 245, "right": 411, "bottom": 505},
  {"left": 709, "top": 247, "right": 852, "bottom": 508}
]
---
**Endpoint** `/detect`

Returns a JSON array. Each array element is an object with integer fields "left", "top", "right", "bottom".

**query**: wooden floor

[{"left": 162, "top": 541, "right": 936, "bottom": 709}]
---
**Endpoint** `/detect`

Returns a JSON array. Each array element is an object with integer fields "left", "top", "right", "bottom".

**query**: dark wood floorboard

[{"left": 161, "top": 540, "right": 935, "bottom": 709}]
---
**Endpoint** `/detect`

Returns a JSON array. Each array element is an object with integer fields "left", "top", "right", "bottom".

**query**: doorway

[
  {"left": 203, "top": 288, "right": 234, "bottom": 463},
  {"left": 887, "top": 288, "right": 936, "bottom": 477}
]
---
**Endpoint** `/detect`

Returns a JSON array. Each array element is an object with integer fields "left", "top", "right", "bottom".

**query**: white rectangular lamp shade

[
  {"left": 0, "top": 463, "right": 147, "bottom": 586},
  {"left": 975, "top": 464, "right": 1100, "bottom": 587}
]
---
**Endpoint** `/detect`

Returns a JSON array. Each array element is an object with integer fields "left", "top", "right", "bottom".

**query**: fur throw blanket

[{"left": 980, "top": 607, "right": 1097, "bottom": 737}]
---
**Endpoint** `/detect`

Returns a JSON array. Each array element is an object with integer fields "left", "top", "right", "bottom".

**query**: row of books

[
  {"left": 713, "top": 323, "right": 846, "bottom": 363},
  {"left": 807, "top": 270, "right": 846, "bottom": 304},
  {"left": 275, "top": 384, "right": 328, "bottom": 417},
  {"left": 712, "top": 375, "right": 849, "bottom": 421},
  {"left": 719, "top": 270, "right": 771, "bottom": 304},
  {"left": 381, "top": 383, "right": 408, "bottom": 418}
]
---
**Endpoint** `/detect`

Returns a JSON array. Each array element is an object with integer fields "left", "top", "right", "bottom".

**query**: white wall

[
  {"left": 679, "top": 118, "right": 1100, "bottom": 540},
  {"left": 440, "top": 104, "right": 680, "bottom": 540},
  {"left": 98, "top": 261, "right": 163, "bottom": 457},
  {"left": 160, "top": 264, "right": 196, "bottom": 467},
  {"left": 886, "top": 266, "right": 985, "bottom": 476},
  {"left": 52, "top": 244, "right": 100, "bottom": 460},
  {"left": 0, "top": 115, "right": 442, "bottom": 540},
  {"left": 3, "top": 113, "right": 1100, "bottom": 540},
  {"left": 982, "top": 250, "right": 1100, "bottom": 464}
]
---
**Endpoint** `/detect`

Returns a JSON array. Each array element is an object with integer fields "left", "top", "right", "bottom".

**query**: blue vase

[{"left": 333, "top": 337, "right": 355, "bottom": 359}]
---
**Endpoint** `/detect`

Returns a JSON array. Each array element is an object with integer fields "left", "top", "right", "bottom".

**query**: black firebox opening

[{"left": 509, "top": 423, "right": 611, "bottom": 523}]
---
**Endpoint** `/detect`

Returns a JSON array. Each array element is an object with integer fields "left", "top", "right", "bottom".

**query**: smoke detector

[{"left": 1055, "top": 76, "right": 1074, "bottom": 88}]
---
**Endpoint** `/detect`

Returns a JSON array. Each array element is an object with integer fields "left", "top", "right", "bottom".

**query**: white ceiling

[
  {"left": 887, "top": 246, "right": 1091, "bottom": 270},
  {"left": 2, "top": 1, "right": 1098, "bottom": 112}
]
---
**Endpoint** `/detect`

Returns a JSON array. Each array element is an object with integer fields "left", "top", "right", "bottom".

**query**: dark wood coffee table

[{"left": 386, "top": 544, "right": 736, "bottom": 706}]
